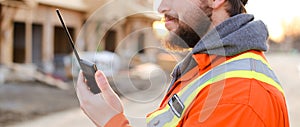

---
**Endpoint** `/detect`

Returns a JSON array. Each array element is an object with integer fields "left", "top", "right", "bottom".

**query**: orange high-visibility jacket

[{"left": 105, "top": 50, "right": 289, "bottom": 127}]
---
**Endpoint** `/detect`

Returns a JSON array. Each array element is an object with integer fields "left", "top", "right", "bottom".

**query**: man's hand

[{"left": 76, "top": 70, "right": 123, "bottom": 127}]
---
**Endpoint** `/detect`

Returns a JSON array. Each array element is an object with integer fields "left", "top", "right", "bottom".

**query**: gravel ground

[{"left": 0, "top": 81, "right": 79, "bottom": 126}]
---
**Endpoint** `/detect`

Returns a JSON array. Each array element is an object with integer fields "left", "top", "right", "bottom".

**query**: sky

[{"left": 246, "top": 0, "right": 300, "bottom": 42}]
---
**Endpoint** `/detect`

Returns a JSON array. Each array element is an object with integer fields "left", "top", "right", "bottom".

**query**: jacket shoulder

[{"left": 183, "top": 77, "right": 288, "bottom": 126}]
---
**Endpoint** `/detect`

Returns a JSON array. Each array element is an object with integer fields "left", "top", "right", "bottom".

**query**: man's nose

[{"left": 157, "top": 0, "right": 170, "bottom": 14}]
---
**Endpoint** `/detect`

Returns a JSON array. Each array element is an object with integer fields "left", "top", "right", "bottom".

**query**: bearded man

[{"left": 76, "top": 0, "right": 290, "bottom": 126}]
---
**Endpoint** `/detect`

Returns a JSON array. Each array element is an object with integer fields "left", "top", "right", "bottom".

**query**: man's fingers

[
  {"left": 95, "top": 70, "right": 122, "bottom": 111},
  {"left": 77, "top": 71, "right": 85, "bottom": 85},
  {"left": 95, "top": 70, "right": 115, "bottom": 95},
  {"left": 76, "top": 71, "right": 92, "bottom": 100}
]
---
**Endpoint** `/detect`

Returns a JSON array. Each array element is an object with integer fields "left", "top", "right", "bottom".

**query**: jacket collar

[{"left": 170, "top": 14, "right": 269, "bottom": 83}]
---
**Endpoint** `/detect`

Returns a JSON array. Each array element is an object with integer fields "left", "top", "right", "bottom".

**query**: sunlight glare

[
  {"left": 247, "top": 0, "right": 300, "bottom": 42},
  {"left": 152, "top": 21, "right": 168, "bottom": 39}
]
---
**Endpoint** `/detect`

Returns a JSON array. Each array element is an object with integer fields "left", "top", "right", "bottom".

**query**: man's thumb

[
  {"left": 95, "top": 70, "right": 113, "bottom": 94},
  {"left": 95, "top": 70, "right": 123, "bottom": 112}
]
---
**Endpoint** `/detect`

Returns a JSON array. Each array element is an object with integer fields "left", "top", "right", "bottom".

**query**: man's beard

[
  {"left": 163, "top": 3, "right": 212, "bottom": 51},
  {"left": 163, "top": 21, "right": 201, "bottom": 51}
]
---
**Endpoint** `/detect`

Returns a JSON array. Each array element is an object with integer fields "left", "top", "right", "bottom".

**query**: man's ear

[{"left": 211, "top": 0, "right": 226, "bottom": 9}]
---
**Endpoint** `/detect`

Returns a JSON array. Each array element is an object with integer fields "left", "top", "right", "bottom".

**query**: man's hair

[{"left": 226, "top": 0, "right": 248, "bottom": 16}]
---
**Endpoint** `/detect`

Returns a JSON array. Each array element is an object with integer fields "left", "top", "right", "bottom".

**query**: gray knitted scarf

[
  {"left": 192, "top": 14, "right": 268, "bottom": 56},
  {"left": 169, "top": 14, "right": 269, "bottom": 89}
]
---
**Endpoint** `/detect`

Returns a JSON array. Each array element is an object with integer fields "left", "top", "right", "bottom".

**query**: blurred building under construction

[
  {"left": 2, "top": 0, "right": 299, "bottom": 81},
  {"left": 0, "top": 0, "right": 176, "bottom": 80}
]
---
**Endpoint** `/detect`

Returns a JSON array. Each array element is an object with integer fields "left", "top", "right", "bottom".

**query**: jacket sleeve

[
  {"left": 104, "top": 113, "right": 131, "bottom": 127},
  {"left": 182, "top": 103, "right": 265, "bottom": 127}
]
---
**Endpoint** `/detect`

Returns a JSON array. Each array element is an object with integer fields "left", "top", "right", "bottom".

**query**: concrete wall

[
  {"left": 1, "top": 0, "right": 162, "bottom": 75},
  {"left": 0, "top": 4, "right": 84, "bottom": 72}
]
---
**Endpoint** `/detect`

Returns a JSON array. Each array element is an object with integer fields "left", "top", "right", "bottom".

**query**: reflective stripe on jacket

[
  {"left": 146, "top": 50, "right": 289, "bottom": 127},
  {"left": 104, "top": 50, "right": 289, "bottom": 127}
]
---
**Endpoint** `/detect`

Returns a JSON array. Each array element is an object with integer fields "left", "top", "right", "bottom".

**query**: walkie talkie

[{"left": 56, "top": 9, "right": 101, "bottom": 94}]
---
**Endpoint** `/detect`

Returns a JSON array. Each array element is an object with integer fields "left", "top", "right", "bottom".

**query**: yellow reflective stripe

[
  {"left": 177, "top": 53, "right": 271, "bottom": 98},
  {"left": 146, "top": 52, "right": 282, "bottom": 125},
  {"left": 251, "top": 71, "right": 284, "bottom": 94},
  {"left": 163, "top": 71, "right": 227, "bottom": 126},
  {"left": 163, "top": 70, "right": 283, "bottom": 126},
  {"left": 163, "top": 117, "right": 180, "bottom": 127},
  {"left": 215, "top": 71, "right": 283, "bottom": 93},
  {"left": 146, "top": 107, "right": 170, "bottom": 123},
  {"left": 146, "top": 75, "right": 204, "bottom": 123},
  {"left": 146, "top": 70, "right": 208, "bottom": 123},
  {"left": 224, "top": 52, "right": 272, "bottom": 70},
  {"left": 146, "top": 79, "right": 201, "bottom": 123}
]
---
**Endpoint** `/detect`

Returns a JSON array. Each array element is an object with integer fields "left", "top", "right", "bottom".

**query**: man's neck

[{"left": 208, "top": 8, "right": 230, "bottom": 32}]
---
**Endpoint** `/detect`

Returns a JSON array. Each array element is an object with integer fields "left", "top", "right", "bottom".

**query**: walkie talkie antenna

[{"left": 56, "top": 9, "right": 81, "bottom": 62}]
